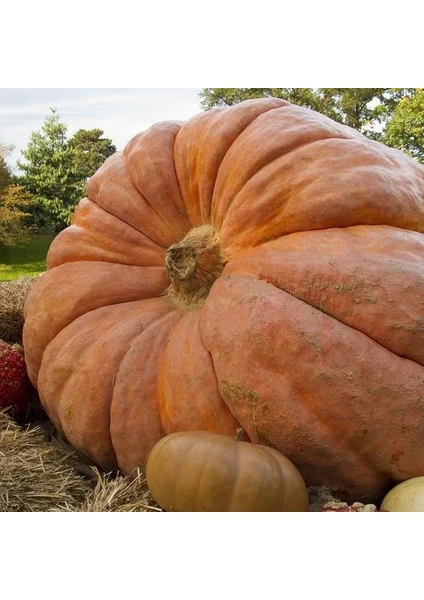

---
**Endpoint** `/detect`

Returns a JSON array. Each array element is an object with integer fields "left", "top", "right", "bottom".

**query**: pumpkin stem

[
  {"left": 165, "top": 225, "right": 227, "bottom": 309},
  {"left": 234, "top": 428, "right": 244, "bottom": 441}
]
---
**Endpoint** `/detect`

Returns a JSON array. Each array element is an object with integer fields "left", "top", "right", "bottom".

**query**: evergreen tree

[
  {"left": 67, "top": 128, "right": 116, "bottom": 199},
  {"left": 17, "top": 109, "right": 116, "bottom": 231},
  {"left": 17, "top": 109, "right": 75, "bottom": 230}
]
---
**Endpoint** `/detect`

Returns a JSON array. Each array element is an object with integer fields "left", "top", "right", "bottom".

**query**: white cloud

[{"left": 0, "top": 88, "right": 203, "bottom": 168}]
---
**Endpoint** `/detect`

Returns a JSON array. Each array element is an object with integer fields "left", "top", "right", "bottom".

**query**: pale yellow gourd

[{"left": 380, "top": 477, "right": 424, "bottom": 512}]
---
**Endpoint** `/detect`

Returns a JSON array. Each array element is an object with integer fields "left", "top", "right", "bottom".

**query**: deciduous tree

[
  {"left": 383, "top": 90, "right": 424, "bottom": 163},
  {"left": 0, "top": 143, "right": 13, "bottom": 192},
  {"left": 0, "top": 185, "right": 34, "bottom": 247},
  {"left": 199, "top": 88, "right": 418, "bottom": 142}
]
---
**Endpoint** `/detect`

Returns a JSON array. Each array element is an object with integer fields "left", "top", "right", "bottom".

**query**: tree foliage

[
  {"left": 0, "top": 185, "right": 34, "bottom": 247},
  {"left": 0, "top": 156, "right": 12, "bottom": 192},
  {"left": 67, "top": 128, "right": 116, "bottom": 200},
  {"left": 0, "top": 145, "right": 32, "bottom": 247},
  {"left": 68, "top": 128, "right": 116, "bottom": 178},
  {"left": 383, "top": 90, "right": 424, "bottom": 163},
  {"left": 0, "top": 144, "right": 13, "bottom": 192},
  {"left": 16, "top": 109, "right": 72, "bottom": 230},
  {"left": 17, "top": 109, "right": 116, "bottom": 231},
  {"left": 199, "top": 88, "right": 419, "bottom": 144}
]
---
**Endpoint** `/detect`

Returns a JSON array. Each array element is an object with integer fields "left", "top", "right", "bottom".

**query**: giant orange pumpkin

[{"left": 23, "top": 98, "right": 424, "bottom": 502}]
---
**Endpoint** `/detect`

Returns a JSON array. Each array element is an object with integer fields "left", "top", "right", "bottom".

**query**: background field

[{"left": 0, "top": 233, "right": 54, "bottom": 281}]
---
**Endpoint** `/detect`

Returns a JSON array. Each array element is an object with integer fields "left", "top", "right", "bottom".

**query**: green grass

[{"left": 0, "top": 233, "right": 56, "bottom": 281}]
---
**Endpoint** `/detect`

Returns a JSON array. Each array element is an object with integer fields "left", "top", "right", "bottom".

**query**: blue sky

[{"left": 0, "top": 88, "right": 203, "bottom": 169}]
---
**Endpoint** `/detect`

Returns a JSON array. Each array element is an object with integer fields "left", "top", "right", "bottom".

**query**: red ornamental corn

[{"left": 0, "top": 340, "right": 33, "bottom": 416}]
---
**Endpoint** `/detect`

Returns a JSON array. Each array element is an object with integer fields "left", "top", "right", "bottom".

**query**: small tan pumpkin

[
  {"left": 380, "top": 476, "right": 424, "bottom": 512},
  {"left": 146, "top": 430, "right": 309, "bottom": 512}
]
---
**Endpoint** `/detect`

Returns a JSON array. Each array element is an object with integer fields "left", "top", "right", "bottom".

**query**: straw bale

[{"left": 0, "top": 277, "right": 36, "bottom": 345}]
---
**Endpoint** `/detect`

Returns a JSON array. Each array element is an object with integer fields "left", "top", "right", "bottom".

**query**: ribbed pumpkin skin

[
  {"left": 23, "top": 98, "right": 424, "bottom": 502},
  {"left": 146, "top": 431, "right": 309, "bottom": 512}
]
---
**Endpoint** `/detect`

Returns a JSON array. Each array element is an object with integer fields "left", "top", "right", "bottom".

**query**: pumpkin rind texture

[
  {"left": 22, "top": 98, "right": 424, "bottom": 502},
  {"left": 145, "top": 431, "right": 309, "bottom": 512}
]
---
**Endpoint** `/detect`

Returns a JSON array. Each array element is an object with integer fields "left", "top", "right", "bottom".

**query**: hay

[
  {"left": 0, "top": 410, "right": 92, "bottom": 511},
  {"left": 66, "top": 468, "right": 162, "bottom": 512},
  {"left": 0, "top": 410, "right": 161, "bottom": 512},
  {"left": 0, "top": 277, "right": 36, "bottom": 345}
]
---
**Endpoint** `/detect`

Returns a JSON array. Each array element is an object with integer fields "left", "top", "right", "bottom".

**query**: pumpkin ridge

[
  {"left": 109, "top": 308, "right": 185, "bottom": 469},
  {"left": 171, "top": 130, "right": 189, "bottom": 225},
  {"left": 122, "top": 158, "right": 190, "bottom": 241},
  {"left": 206, "top": 102, "right": 291, "bottom": 223},
  {"left": 38, "top": 348, "right": 69, "bottom": 431},
  {"left": 225, "top": 439, "right": 242, "bottom": 512},
  {"left": 220, "top": 372, "right": 386, "bottom": 501},
  {"left": 212, "top": 300, "right": 350, "bottom": 470},
  {"left": 157, "top": 309, "right": 243, "bottom": 437},
  {"left": 161, "top": 435, "right": 193, "bottom": 511},
  {"left": 87, "top": 152, "right": 190, "bottom": 248},
  {"left": 122, "top": 160, "right": 174, "bottom": 229},
  {"left": 218, "top": 136, "right": 378, "bottom": 234},
  {"left": 197, "top": 322, "right": 247, "bottom": 438},
  {"left": 196, "top": 440, "right": 233, "bottom": 512},
  {"left": 241, "top": 269, "right": 424, "bottom": 368},
  {"left": 49, "top": 286, "right": 170, "bottom": 342},
  {"left": 37, "top": 298, "right": 162, "bottom": 371},
  {"left": 233, "top": 222, "right": 416, "bottom": 249},
  {"left": 219, "top": 135, "right": 424, "bottom": 253},
  {"left": 123, "top": 121, "right": 191, "bottom": 230},
  {"left": 174, "top": 99, "right": 289, "bottom": 227},
  {"left": 281, "top": 384, "right": 390, "bottom": 496},
  {"left": 40, "top": 299, "right": 174, "bottom": 466},
  {"left": 86, "top": 192, "right": 169, "bottom": 251},
  {"left": 110, "top": 306, "right": 180, "bottom": 384},
  {"left": 88, "top": 159, "right": 177, "bottom": 249},
  {"left": 47, "top": 199, "right": 166, "bottom": 270},
  {"left": 244, "top": 444, "right": 291, "bottom": 503},
  {"left": 223, "top": 224, "right": 424, "bottom": 365},
  {"left": 22, "top": 264, "right": 169, "bottom": 388},
  {"left": 216, "top": 128, "right": 363, "bottom": 231}
]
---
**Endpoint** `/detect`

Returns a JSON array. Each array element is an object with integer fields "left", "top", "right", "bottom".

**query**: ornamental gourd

[
  {"left": 23, "top": 99, "right": 424, "bottom": 503},
  {"left": 380, "top": 477, "right": 424, "bottom": 511},
  {"left": 146, "top": 431, "right": 309, "bottom": 512}
]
